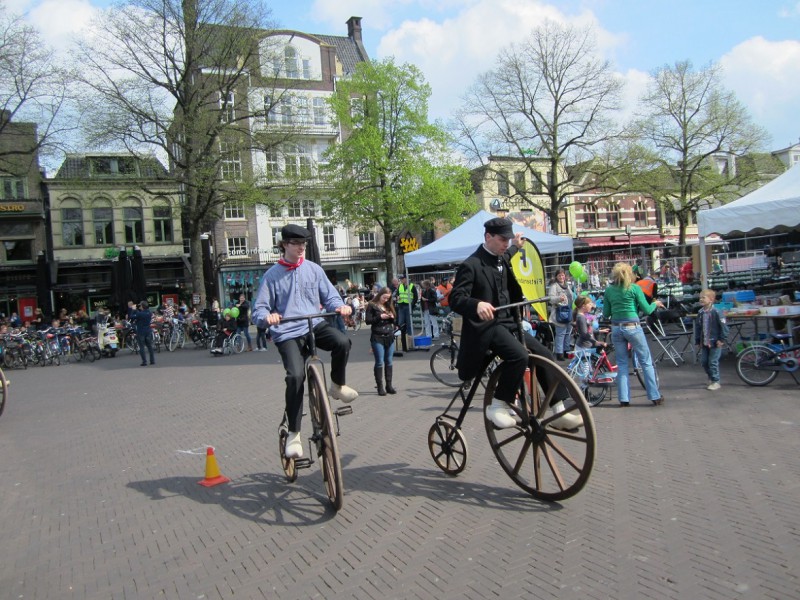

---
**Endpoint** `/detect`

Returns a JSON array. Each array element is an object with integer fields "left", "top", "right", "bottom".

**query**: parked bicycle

[
  {"left": 276, "top": 313, "right": 353, "bottom": 511},
  {"left": 735, "top": 328, "right": 800, "bottom": 386}
]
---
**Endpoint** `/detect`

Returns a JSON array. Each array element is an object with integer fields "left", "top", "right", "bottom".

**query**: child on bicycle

[
  {"left": 251, "top": 224, "right": 357, "bottom": 459},
  {"left": 694, "top": 289, "right": 729, "bottom": 391},
  {"left": 573, "top": 296, "right": 607, "bottom": 379}
]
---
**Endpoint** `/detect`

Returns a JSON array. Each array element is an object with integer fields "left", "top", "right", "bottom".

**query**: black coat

[{"left": 449, "top": 244, "right": 523, "bottom": 378}]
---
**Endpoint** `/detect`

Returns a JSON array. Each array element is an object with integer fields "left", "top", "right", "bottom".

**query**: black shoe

[
  {"left": 619, "top": 401, "right": 630, "bottom": 407},
  {"left": 652, "top": 397, "right": 664, "bottom": 406},
  {"left": 140, "top": 363, "right": 147, "bottom": 366},
  {"left": 150, "top": 362, "right": 155, "bottom": 365},
  {"left": 556, "top": 353, "right": 565, "bottom": 361}
]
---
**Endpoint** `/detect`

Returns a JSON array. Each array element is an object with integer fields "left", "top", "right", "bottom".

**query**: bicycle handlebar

[
  {"left": 273, "top": 311, "right": 341, "bottom": 324},
  {"left": 493, "top": 297, "right": 552, "bottom": 312}
]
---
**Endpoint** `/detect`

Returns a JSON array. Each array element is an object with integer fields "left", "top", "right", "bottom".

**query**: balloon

[
  {"left": 230, "top": 307, "right": 240, "bottom": 318},
  {"left": 569, "top": 261, "right": 583, "bottom": 278},
  {"left": 223, "top": 308, "right": 232, "bottom": 316},
  {"left": 579, "top": 271, "right": 588, "bottom": 283}
]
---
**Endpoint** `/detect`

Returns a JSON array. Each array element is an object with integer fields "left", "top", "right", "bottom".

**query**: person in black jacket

[
  {"left": 449, "top": 217, "right": 581, "bottom": 431},
  {"left": 130, "top": 301, "right": 155, "bottom": 366},
  {"left": 236, "top": 294, "right": 253, "bottom": 351},
  {"left": 365, "top": 287, "right": 398, "bottom": 396}
]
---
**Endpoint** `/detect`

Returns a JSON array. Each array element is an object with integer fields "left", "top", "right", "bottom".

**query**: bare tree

[
  {"left": 0, "top": 2, "right": 76, "bottom": 172},
  {"left": 453, "top": 20, "right": 624, "bottom": 234},
  {"left": 629, "top": 60, "right": 769, "bottom": 248},
  {"left": 74, "top": 0, "right": 293, "bottom": 306}
]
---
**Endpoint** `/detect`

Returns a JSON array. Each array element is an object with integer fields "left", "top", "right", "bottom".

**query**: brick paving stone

[{"left": 0, "top": 330, "right": 798, "bottom": 599}]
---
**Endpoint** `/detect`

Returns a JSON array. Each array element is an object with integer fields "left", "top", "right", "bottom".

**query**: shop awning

[{"left": 577, "top": 235, "right": 670, "bottom": 247}]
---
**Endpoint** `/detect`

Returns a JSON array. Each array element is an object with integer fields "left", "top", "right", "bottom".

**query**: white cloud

[
  {"left": 375, "top": 0, "right": 623, "bottom": 123},
  {"left": 27, "top": 0, "right": 99, "bottom": 52},
  {"left": 720, "top": 36, "right": 800, "bottom": 148}
]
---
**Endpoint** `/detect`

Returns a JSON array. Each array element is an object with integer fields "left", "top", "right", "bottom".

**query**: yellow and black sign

[
  {"left": 510, "top": 238, "right": 547, "bottom": 320},
  {"left": 0, "top": 203, "right": 26, "bottom": 212},
  {"left": 399, "top": 234, "right": 419, "bottom": 254}
]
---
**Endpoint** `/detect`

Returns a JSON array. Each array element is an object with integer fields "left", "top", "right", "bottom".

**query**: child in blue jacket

[{"left": 694, "top": 289, "right": 729, "bottom": 390}]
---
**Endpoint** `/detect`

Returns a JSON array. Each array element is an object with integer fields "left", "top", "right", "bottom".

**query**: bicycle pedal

[
  {"left": 335, "top": 406, "right": 353, "bottom": 417},
  {"left": 293, "top": 458, "right": 312, "bottom": 470}
]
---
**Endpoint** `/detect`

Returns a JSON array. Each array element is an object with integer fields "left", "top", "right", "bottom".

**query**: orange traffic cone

[{"left": 198, "top": 446, "right": 230, "bottom": 487}]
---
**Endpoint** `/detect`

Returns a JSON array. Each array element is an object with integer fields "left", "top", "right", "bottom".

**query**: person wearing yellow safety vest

[{"left": 394, "top": 274, "right": 418, "bottom": 353}]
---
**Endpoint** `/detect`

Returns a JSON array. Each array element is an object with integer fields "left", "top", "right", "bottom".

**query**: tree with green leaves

[
  {"left": 73, "top": 0, "right": 294, "bottom": 307},
  {"left": 322, "top": 58, "right": 475, "bottom": 280},
  {"left": 629, "top": 60, "right": 769, "bottom": 249},
  {"left": 453, "top": 20, "right": 625, "bottom": 235}
]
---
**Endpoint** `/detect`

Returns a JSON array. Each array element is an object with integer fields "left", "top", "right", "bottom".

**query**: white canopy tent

[
  {"left": 696, "top": 164, "right": 800, "bottom": 285},
  {"left": 404, "top": 210, "right": 574, "bottom": 269}
]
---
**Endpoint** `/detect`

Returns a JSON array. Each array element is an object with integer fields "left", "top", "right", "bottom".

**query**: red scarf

[{"left": 278, "top": 257, "right": 304, "bottom": 271}]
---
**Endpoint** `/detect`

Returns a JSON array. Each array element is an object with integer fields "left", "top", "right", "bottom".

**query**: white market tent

[
  {"left": 404, "top": 210, "right": 574, "bottom": 269},
  {"left": 696, "top": 163, "right": 800, "bottom": 285}
]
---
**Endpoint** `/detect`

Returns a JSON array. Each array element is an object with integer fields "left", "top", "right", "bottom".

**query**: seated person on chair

[
  {"left": 211, "top": 309, "right": 237, "bottom": 353},
  {"left": 251, "top": 224, "right": 358, "bottom": 460},
  {"left": 448, "top": 217, "right": 582, "bottom": 431}
]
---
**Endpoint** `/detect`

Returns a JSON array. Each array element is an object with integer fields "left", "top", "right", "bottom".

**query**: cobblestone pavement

[{"left": 0, "top": 329, "right": 798, "bottom": 599}]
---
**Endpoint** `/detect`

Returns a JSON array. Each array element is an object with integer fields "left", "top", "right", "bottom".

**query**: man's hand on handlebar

[
  {"left": 476, "top": 301, "right": 496, "bottom": 321},
  {"left": 336, "top": 305, "right": 352, "bottom": 317},
  {"left": 267, "top": 313, "right": 282, "bottom": 326}
]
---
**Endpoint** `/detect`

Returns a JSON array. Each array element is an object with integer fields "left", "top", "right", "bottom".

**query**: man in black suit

[{"left": 449, "top": 217, "right": 582, "bottom": 430}]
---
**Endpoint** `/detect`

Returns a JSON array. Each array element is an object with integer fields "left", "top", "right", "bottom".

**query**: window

[
  {"left": 271, "top": 226, "right": 281, "bottom": 251},
  {"left": 514, "top": 171, "right": 526, "bottom": 193},
  {"left": 634, "top": 200, "right": 648, "bottom": 227},
  {"left": 664, "top": 207, "right": 677, "bottom": 227},
  {"left": 227, "top": 236, "right": 247, "bottom": 257},
  {"left": 302, "top": 59, "right": 311, "bottom": 79},
  {"left": 582, "top": 204, "right": 598, "bottom": 229},
  {"left": 287, "top": 199, "right": 302, "bottom": 218},
  {"left": 358, "top": 232, "right": 376, "bottom": 249},
  {"left": 350, "top": 97, "right": 364, "bottom": 123},
  {"left": 288, "top": 198, "right": 315, "bottom": 217},
  {"left": 62, "top": 207, "right": 84, "bottom": 246},
  {"left": 284, "top": 144, "right": 312, "bottom": 178},
  {"left": 264, "top": 94, "right": 278, "bottom": 123},
  {"left": 301, "top": 198, "right": 315, "bottom": 216},
  {"left": 219, "top": 91, "right": 235, "bottom": 123},
  {"left": 605, "top": 202, "right": 620, "bottom": 228},
  {"left": 1, "top": 177, "right": 26, "bottom": 199},
  {"left": 497, "top": 170, "right": 509, "bottom": 196},
  {"left": 219, "top": 142, "right": 242, "bottom": 181},
  {"left": 530, "top": 175, "right": 543, "bottom": 194},
  {"left": 558, "top": 210, "right": 570, "bottom": 235},
  {"left": 153, "top": 204, "right": 173, "bottom": 242},
  {"left": 313, "top": 97, "right": 326, "bottom": 126},
  {"left": 296, "top": 96, "right": 309, "bottom": 125},
  {"left": 124, "top": 207, "right": 144, "bottom": 244},
  {"left": 224, "top": 200, "right": 245, "bottom": 220},
  {"left": 264, "top": 147, "right": 279, "bottom": 179},
  {"left": 93, "top": 206, "right": 114, "bottom": 245},
  {"left": 280, "top": 96, "right": 293, "bottom": 125},
  {"left": 3, "top": 239, "right": 33, "bottom": 262},
  {"left": 284, "top": 46, "right": 298, "bottom": 78},
  {"left": 323, "top": 225, "right": 335, "bottom": 251}
]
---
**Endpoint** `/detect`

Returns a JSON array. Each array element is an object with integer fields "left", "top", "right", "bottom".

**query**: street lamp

[{"left": 625, "top": 224, "right": 632, "bottom": 261}]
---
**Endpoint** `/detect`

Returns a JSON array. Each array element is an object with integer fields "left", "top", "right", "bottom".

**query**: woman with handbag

[
  {"left": 548, "top": 269, "right": 574, "bottom": 360},
  {"left": 420, "top": 280, "right": 440, "bottom": 340},
  {"left": 365, "top": 287, "right": 398, "bottom": 396}
]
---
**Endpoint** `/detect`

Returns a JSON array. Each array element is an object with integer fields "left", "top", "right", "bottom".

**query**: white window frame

[
  {"left": 224, "top": 200, "right": 245, "bottom": 220},
  {"left": 358, "top": 232, "right": 376, "bottom": 249},
  {"left": 227, "top": 236, "right": 248, "bottom": 257},
  {"left": 219, "top": 142, "right": 242, "bottom": 181},
  {"left": 219, "top": 91, "right": 234, "bottom": 123}
]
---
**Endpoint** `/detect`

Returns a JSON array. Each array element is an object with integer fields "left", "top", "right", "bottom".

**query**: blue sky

[{"left": 12, "top": 0, "right": 800, "bottom": 151}]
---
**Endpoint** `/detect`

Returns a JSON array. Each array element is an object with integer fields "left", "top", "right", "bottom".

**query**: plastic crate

[
  {"left": 413, "top": 335, "right": 432, "bottom": 348},
  {"left": 735, "top": 290, "right": 756, "bottom": 302}
]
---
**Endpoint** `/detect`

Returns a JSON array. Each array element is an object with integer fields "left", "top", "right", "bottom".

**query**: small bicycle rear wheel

[
  {"left": 428, "top": 417, "right": 468, "bottom": 475},
  {"left": 484, "top": 354, "right": 595, "bottom": 502},
  {"left": 308, "top": 363, "right": 344, "bottom": 510},
  {"left": 430, "top": 345, "right": 462, "bottom": 387},
  {"left": 736, "top": 346, "right": 779, "bottom": 386}
]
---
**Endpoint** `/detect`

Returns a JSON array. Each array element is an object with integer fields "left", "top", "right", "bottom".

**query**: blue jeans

[
  {"left": 236, "top": 324, "right": 252, "bottom": 348},
  {"left": 371, "top": 338, "right": 395, "bottom": 368},
  {"left": 700, "top": 345, "right": 722, "bottom": 383},
  {"left": 611, "top": 324, "right": 660, "bottom": 403},
  {"left": 554, "top": 322, "right": 572, "bottom": 354}
]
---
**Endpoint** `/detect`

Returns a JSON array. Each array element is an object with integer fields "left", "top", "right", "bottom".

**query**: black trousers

[
  {"left": 137, "top": 331, "right": 155, "bottom": 364},
  {"left": 276, "top": 322, "right": 351, "bottom": 432},
  {"left": 489, "top": 323, "right": 567, "bottom": 406}
]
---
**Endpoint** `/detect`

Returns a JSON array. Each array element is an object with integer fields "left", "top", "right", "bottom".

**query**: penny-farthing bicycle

[
  {"left": 275, "top": 313, "right": 353, "bottom": 511},
  {"left": 428, "top": 299, "right": 596, "bottom": 501}
]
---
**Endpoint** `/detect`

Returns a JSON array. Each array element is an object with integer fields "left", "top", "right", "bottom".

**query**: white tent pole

[{"left": 699, "top": 236, "right": 708, "bottom": 288}]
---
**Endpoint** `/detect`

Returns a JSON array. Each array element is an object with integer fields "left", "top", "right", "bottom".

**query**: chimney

[{"left": 346, "top": 16, "right": 362, "bottom": 42}]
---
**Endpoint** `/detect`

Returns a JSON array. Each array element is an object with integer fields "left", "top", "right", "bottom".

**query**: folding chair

[{"left": 645, "top": 316, "right": 685, "bottom": 366}]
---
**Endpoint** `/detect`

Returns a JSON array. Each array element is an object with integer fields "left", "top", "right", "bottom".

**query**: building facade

[
  {"left": 46, "top": 153, "right": 185, "bottom": 315},
  {"left": 0, "top": 116, "right": 48, "bottom": 321},
  {"left": 206, "top": 16, "right": 386, "bottom": 305}
]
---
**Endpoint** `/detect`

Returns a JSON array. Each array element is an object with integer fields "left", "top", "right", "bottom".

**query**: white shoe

[
  {"left": 284, "top": 431, "right": 303, "bottom": 458},
  {"left": 329, "top": 383, "right": 359, "bottom": 403},
  {"left": 486, "top": 399, "right": 517, "bottom": 429},
  {"left": 707, "top": 382, "right": 721, "bottom": 391},
  {"left": 550, "top": 401, "right": 583, "bottom": 431}
]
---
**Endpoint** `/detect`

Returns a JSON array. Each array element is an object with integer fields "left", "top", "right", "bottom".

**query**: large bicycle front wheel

[
  {"left": 0, "top": 367, "right": 8, "bottom": 417},
  {"left": 430, "top": 344, "right": 462, "bottom": 387},
  {"left": 736, "top": 346, "right": 779, "bottom": 386},
  {"left": 307, "top": 362, "right": 344, "bottom": 510},
  {"left": 484, "top": 354, "right": 596, "bottom": 502}
]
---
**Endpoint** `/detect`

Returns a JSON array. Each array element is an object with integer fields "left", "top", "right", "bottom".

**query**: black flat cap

[
  {"left": 281, "top": 224, "right": 310, "bottom": 240},
  {"left": 484, "top": 217, "right": 514, "bottom": 239}
]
